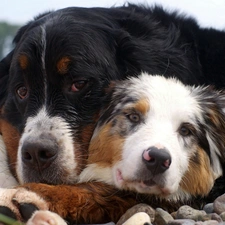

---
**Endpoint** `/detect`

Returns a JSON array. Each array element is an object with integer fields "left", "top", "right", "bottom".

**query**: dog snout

[
  {"left": 21, "top": 138, "right": 58, "bottom": 171},
  {"left": 142, "top": 146, "right": 171, "bottom": 175}
]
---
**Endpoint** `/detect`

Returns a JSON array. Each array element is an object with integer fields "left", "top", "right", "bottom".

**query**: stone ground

[{"left": 115, "top": 193, "right": 225, "bottom": 225}]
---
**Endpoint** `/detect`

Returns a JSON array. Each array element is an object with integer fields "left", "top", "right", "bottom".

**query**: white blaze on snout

[{"left": 17, "top": 107, "right": 77, "bottom": 184}]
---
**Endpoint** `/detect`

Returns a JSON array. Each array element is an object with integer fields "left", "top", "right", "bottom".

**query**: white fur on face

[{"left": 17, "top": 107, "right": 77, "bottom": 184}]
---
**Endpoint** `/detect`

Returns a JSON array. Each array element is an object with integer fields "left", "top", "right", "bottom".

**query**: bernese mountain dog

[{"left": 0, "top": 3, "right": 225, "bottom": 224}]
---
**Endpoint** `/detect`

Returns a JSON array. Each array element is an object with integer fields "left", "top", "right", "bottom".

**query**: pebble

[
  {"left": 154, "top": 208, "right": 174, "bottom": 225},
  {"left": 167, "top": 219, "right": 195, "bottom": 224},
  {"left": 203, "top": 203, "right": 214, "bottom": 214},
  {"left": 214, "top": 194, "right": 225, "bottom": 215},
  {"left": 220, "top": 212, "right": 225, "bottom": 221},
  {"left": 116, "top": 193, "right": 225, "bottom": 225},
  {"left": 176, "top": 206, "right": 206, "bottom": 221},
  {"left": 116, "top": 204, "right": 155, "bottom": 225},
  {"left": 195, "top": 221, "right": 219, "bottom": 225},
  {"left": 122, "top": 212, "right": 151, "bottom": 225}
]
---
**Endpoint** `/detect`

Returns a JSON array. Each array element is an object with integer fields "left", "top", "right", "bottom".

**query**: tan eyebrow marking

[
  {"left": 57, "top": 56, "right": 71, "bottom": 74},
  {"left": 18, "top": 54, "right": 29, "bottom": 70},
  {"left": 133, "top": 98, "right": 150, "bottom": 115}
]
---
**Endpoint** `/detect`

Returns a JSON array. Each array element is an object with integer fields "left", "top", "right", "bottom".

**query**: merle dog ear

[{"left": 196, "top": 86, "right": 225, "bottom": 164}]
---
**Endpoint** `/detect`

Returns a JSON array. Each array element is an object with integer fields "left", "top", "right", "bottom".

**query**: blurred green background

[{"left": 0, "top": 21, "right": 20, "bottom": 59}]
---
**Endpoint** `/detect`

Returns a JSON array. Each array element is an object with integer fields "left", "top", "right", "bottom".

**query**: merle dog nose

[
  {"left": 142, "top": 146, "right": 171, "bottom": 175},
  {"left": 21, "top": 139, "right": 58, "bottom": 170}
]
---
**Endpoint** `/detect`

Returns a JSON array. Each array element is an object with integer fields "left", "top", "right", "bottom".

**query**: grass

[{"left": 0, "top": 214, "right": 24, "bottom": 225}]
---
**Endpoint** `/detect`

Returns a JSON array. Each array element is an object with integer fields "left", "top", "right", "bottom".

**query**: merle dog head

[{"left": 80, "top": 74, "right": 225, "bottom": 201}]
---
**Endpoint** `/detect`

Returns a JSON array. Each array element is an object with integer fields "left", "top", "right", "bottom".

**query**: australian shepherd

[{"left": 80, "top": 73, "right": 225, "bottom": 201}]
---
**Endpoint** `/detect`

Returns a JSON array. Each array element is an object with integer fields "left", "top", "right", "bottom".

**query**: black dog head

[{"left": 0, "top": 8, "right": 139, "bottom": 184}]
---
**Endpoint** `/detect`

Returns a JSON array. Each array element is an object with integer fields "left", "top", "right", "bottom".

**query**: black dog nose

[
  {"left": 142, "top": 146, "right": 171, "bottom": 175},
  {"left": 21, "top": 139, "right": 58, "bottom": 170}
]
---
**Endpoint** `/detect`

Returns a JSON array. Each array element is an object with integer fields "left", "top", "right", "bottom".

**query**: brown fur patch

[
  {"left": 88, "top": 122, "right": 124, "bottom": 167},
  {"left": 57, "top": 57, "right": 71, "bottom": 74},
  {"left": 0, "top": 119, "right": 20, "bottom": 179},
  {"left": 180, "top": 146, "right": 214, "bottom": 196},
  {"left": 133, "top": 98, "right": 149, "bottom": 116},
  {"left": 21, "top": 182, "right": 137, "bottom": 223},
  {"left": 74, "top": 124, "right": 96, "bottom": 175},
  {"left": 18, "top": 54, "right": 29, "bottom": 70}
]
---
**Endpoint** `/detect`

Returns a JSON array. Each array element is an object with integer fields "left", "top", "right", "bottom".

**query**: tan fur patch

[
  {"left": 18, "top": 54, "right": 29, "bottom": 70},
  {"left": 180, "top": 147, "right": 214, "bottom": 196},
  {"left": 57, "top": 57, "right": 71, "bottom": 74},
  {"left": 0, "top": 119, "right": 20, "bottom": 179},
  {"left": 133, "top": 98, "right": 149, "bottom": 116},
  {"left": 88, "top": 122, "right": 124, "bottom": 167}
]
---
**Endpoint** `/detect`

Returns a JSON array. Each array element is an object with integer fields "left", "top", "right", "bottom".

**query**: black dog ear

[
  {"left": 0, "top": 21, "right": 32, "bottom": 108},
  {"left": 13, "top": 11, "right": 52, "bottom": 45},
  {"left": 115, "top": 30, "right": 141, "bottom": 77},
  {"left": 0, "top": 50, "right": 14, "bottom": 108},
  {"left": 104, "top": 81, "right": 116, "bottom": 95},
  {"left": 0, "top": 11, "right": 52, "bottom": 109}
]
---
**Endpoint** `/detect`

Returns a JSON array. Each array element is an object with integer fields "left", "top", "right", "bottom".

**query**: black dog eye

[
  {"left": 127, "top": 113, "right": 140, "bottom": 123},
  {"left": 17, "top": 86, "right": 28, "bottom": 99},
  {"left": 179, "top": 125, "right": 191, "bottom": 136},
  {"left": 71, "top": 80, "right": 88, "bottom": 92}
]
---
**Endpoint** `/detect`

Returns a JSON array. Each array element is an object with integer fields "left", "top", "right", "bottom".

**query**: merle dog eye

[
  {"left": 127, "top": 113, "right": 140, "bottom": 123},
  {"left": 179, "top": 124, "right": 192, "bottom": 136},
  {"left": 71, "top": 80, "right": 88, "bottom": 92},
  {"left": 16, "top": 86, "right": 28, "bottom": 99}
]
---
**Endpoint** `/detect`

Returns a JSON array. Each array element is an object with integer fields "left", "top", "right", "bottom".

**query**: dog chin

[
  {"left": 114, "top": 168, "right": 178, "bottom": 196},
  {"left": 17, "top": 166, "right": 78, "bottom": 185}
]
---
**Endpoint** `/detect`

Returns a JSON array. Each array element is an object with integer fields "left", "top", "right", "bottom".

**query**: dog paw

[
  {"left": 0, "top": 188, "right": 49, "bottom": 222},
  {"left": 26, "top": 210, "right": 67, "bottom": 225}
]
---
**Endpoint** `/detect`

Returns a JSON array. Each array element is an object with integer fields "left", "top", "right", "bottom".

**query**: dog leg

[{"left": 0, "top": 182, "right": 137, "bottom": 223}]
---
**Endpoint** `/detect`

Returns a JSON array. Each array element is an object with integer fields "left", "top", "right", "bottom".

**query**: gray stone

[
  {"left": 210, "top": 213, "right": 223, "bottom": 223},
  {"left": 203, "top": 203, "right": 214, "bottom": 214},
  {"left": 167, "top": 219, "right": 195, "bottom": 225},
  {"left": 154, "top": 208, "right": 174, "bottom": 225},
  {"left": 201, "top": 213, "right": 222, "bottom": 222},
  {"left": 220, "top": 211, "right": 225, "bottom": 221},
  {"left": 176, "top": 205, "right": 206, "bottom": 221},
  {"left": 214, "top": 194, "right": 225, "bottom": 215},
  {"left": 198, "top": 220, "right": 219, "bottom": 225}
]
